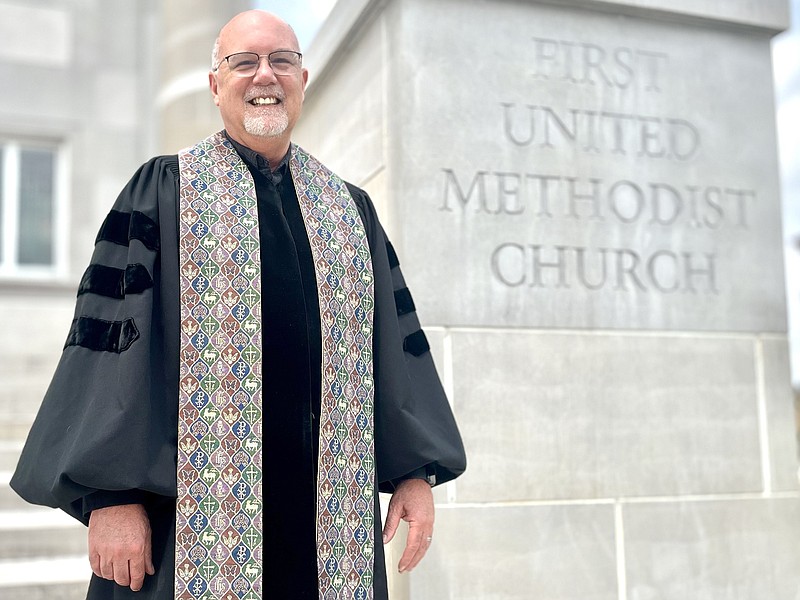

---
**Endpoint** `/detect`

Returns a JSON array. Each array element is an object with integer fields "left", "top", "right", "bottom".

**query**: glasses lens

[
  {"left": 227, "top": 53, "right": 260, "bottom": 75},
  {"left": 223, "top": 52, "right": 302, "bottom": 77},
  {"left": 269, "top": 51, "right": 301, "bottom": 75}
]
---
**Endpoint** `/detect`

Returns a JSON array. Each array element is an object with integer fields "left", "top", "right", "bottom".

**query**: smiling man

[
  {"left": 210, "top": 12, "right": 306, "bottom": 157},
  {"left": 11, "top": 10, "right": 465, "bottom": 600}
]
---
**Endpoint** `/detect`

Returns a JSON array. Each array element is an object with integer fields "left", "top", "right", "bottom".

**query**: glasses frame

[{"left": 213, "top": 51, "right": 303, "bottom": 77}]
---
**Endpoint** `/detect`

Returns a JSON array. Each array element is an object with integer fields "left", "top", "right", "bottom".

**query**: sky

[
  {"left": 255, "top": 0, "right": 337, "bottom": 50},
  {"left": 270, "top": 0, "right": 800, "bottom": 382}
]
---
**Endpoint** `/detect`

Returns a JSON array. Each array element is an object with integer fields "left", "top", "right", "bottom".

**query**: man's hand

[
  {"left": 382, "top": 478, "right": 434, "bottom": 573},
  {"left": 88, "top": 503, "right": 155, "bottom": 592}
]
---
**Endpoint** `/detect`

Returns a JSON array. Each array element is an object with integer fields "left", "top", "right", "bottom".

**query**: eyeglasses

[{"left": 214, "top": 51, "right": 303, "bottom": 77}]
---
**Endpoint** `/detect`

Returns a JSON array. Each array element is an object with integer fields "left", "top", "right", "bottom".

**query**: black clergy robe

[{"left": 11, "top": 139, "right": 466, "bottom": 600}]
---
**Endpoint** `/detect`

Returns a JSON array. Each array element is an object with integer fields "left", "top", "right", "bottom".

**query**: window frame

[{"left": 0, "top": 136, "right": 69, "bottom": 281}]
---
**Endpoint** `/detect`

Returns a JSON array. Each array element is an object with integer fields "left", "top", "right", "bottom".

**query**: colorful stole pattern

[
  {"left": 291, "top": 146, "right": 376, "bottom": 599},
  {"left": 175, "top": 132, "right": 375, "bottom": 600}
]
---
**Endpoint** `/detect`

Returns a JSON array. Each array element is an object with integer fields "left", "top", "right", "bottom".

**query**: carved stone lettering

[
  {"left": 441, "top": 169, "right": 754, "bottom": 231},
  {"left": 422, "top": 24, "right": 775, "bottom": 330},
  {"left": 529, "top": 37, "right": 669, "bottom": 92},
  {"left": 490, "top": 243, "right": 719, "bottom": 294},
  {"left": 501, "top": 104, "right": 700, "bottom": 160}
]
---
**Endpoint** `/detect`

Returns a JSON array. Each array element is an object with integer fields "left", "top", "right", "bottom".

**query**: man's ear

[{"left": 209, "top": 72, "right": 221, "bottom": 106}]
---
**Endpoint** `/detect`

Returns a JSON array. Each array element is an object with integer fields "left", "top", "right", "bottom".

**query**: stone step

[
  {"left": 0, "top": 582, "right": 89, "bottom": 600},
  {"left": 0, "top": 379, "right": 49, "bottom": 415},
  {"left": 1, "top": 476, "right": 38, "bottom": 512},
  {"left": 0, "top": 413, "right": 36, "bottom": 441},
  {"left": 0, "top": 354, "right": 59, "bottom": 379},
  {"left": 0, "top": 441, "right": 24, "bottom": 471},
  {"left": 0, "top": 509, "right": 86, "bottom": 560},
  {"left": 0, "top": 556, "right": 90, "bottom": 600}
]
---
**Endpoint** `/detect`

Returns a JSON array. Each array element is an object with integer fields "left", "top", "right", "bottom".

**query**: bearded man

[{"left": 12, "top": 10, "right": 465, "bottom": 600}]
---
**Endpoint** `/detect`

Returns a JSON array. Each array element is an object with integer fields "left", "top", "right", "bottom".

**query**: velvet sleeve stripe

[
  {"left": 394, "top": 287, "right": 416, "bottom": 316},
  {"left": 77, "top": 264, "right": 154, "bottom": 299},
  {"left": 95, "top": 210, "right": 128, "bottom": 246},
  {"left": 95, "top": 210, "right": 160, "bottom": 251},
  {"left": 386, "top": 242, "right": 400, "bottom": 269},
  {"left": 64, "top": 316, "right": 140, "bottom": 353},
  {"left": 403, "top": 330, "right": 430, "bottom": 357}
]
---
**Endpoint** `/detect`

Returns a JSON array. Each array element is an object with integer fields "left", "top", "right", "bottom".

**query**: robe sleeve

[
  {"left": 10, "top": 156, "right": 181, "bottom": 524},
  {"left": 347, "top": 184, "right": 467, "bottom": 492}
]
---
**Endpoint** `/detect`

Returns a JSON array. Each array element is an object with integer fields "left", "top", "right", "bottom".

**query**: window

[{"left": 0, "top": 138, "right": 66, "bottom": 279}]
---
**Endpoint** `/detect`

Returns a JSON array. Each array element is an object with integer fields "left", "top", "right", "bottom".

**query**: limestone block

[
  {"left": 567, "top": 0, "right": 789, "bottom": 30},
  {"left": 421, "top": 327, "right": 446, "bottom": 379},
  {"left": 408, "top": 504, "right": 618, "bottom": 600},
  {"left": 0, "top": 4, "right": 72, "bottom": 67},
  {"left": 451, "top": 330, "right": 763, "bottom": 502},
  {"left": 762, "top": 337, "right": 799, "bottom": 491},
  {"left": 383, "top": 0, "right": 786, "bottom": 332},
  {"left": 624, "top": 498, "right": 800, "bottom": 599},
  {"left": 0, "top": 297, "right": 74, "bottom": 418},
  {"left": 294, "top": 19, "right": 385, "bottom": 192},
  {"left": 93, "top": 72, "right": 139, "bottom": 130}
]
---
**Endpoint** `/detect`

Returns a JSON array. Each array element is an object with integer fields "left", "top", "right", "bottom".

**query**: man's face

[{"left": 210, "top": 13, "right": 308, "bottom": 149}]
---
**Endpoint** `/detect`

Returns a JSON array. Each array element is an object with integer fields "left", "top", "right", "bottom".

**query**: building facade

[{"left": 0, "top": 0, "right": 797, "bottom": 599}]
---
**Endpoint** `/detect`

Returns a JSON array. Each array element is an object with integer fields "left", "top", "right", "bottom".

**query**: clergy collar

[{"left": 223, "top": 130, "right": 291, "bottom": 185}]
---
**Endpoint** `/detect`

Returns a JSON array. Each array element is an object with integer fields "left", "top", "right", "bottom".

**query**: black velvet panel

[
  {"left": 403, "top": 329, "right": 430, "bottom": 357},
  {"left": 124, "top": 264, "right": 154, "bottom": 295},
  {"left": 95, "top": 210, "right": 129, "bottom": 246},
  {"left": 65, "top": 316, "right": 140, "bottom": 353},
  {"left": 131, "top": 211, "right": 160, "bottom": 250},
  {"left": 77, "top": 264, "right": 153, "bottom": 299},
  {"left": 78, "top": 265, "right": 120, "bottom": 298},
  {"left": 95, "top": 210, "right": 160, "bottom": 251},
  {"left": 394, "top": 287, "right": 416, "bottom": 316},
  {"left": 386, "top": 241, "right": 400, "bottom": 269}
]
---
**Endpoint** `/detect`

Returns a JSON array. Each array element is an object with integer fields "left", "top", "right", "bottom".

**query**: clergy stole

[{"left": 175, "top": 132, "right": 376, "bottom": 600}]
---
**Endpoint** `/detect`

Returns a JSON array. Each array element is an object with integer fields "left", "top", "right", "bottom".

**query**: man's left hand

[{"left": 382, "top": 478, "right": 434, "bottom": 573}]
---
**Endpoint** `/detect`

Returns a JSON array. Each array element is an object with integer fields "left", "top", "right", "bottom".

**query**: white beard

[{"left": 243, "top": 109, "right": 289, "bottom": 137}]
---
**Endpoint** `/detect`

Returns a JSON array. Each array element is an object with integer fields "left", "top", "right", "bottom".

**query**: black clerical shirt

[{"left": 226, "top": 135, "right": 323, "bottom": 598}]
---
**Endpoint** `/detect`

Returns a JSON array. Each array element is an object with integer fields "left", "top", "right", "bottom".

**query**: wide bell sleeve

[
  {"left": 347, "top": 184, "right": 467, "bottom": 492},
  {"left": 10, "top": 156, "right": 181, "bottom": 525}
]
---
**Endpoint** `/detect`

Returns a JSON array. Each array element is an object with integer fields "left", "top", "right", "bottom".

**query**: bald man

[{"left": 12, "top": 10, "right": 465, "bottom": 600}]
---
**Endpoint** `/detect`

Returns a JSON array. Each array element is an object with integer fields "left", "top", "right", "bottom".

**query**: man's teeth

[{"left": 250, "top": 97, "right": 278, "bottom": 105}]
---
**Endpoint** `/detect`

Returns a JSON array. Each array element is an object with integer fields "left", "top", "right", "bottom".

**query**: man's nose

[{"left": 252, "top": 56, "right": 278, "bottom": 84}]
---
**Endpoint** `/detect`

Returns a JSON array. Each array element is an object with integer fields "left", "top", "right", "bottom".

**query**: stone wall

[
  {"left": 0, "top": 2, "right": 235, "bottom": 596},
  {"left": 157, "top": 0, "right": 249, "bottom": 153},
  {"left": 294, "top": 0, "right": 799, "bottom": 597},
  {"left": 0, "top": 1, "right": 160, "bottom": 596},
  {"left": 0, "top": 0, "right": 160, "bottom": 437}
]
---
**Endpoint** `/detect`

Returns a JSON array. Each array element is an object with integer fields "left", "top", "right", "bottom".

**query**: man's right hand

[{"left": 88, "top": 503, "right": 155, "bottom": 592}]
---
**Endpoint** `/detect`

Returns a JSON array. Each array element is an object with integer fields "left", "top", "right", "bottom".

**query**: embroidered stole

[{"left": 175, "top": 132, "right": 376, "bottom": 600}]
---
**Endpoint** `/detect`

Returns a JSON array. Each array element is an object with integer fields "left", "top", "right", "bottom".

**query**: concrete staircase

[
  {"left": 0, "top": 442, "right": 91, "bottom": 599},
  {"left": 0, "top": 296, "right": 91, "bottom": 598}
]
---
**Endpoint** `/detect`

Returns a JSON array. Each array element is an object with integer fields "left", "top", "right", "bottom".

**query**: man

[{"left": 11, "top": 10, "right": 465, "bottom": 600}]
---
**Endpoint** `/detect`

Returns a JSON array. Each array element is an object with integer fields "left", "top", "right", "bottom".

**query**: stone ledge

[
  {"left": 0, "top": 523, "right": 85, "bottom": 561},
  {"left": 0, "top": 582, "right": 88, "bottom": 600},
  {"left": 554, "top": 0, "right": 789, "bottom": 32},
  {"left": 304, "top": 0, "right": 789, "bottom": 100},
  {"left": 0, "top": 556, "right": 90, "bottom": 588}
]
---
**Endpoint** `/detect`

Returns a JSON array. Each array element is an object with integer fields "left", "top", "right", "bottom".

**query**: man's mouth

[{"left": 249, "top": 97, "right": 280, "bottom": 106}]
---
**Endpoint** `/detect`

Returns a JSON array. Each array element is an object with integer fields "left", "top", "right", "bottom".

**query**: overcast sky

[
  {"left": 255, "top": 0, "right": 337, "bottom": 50},
  {"left": 268, "top": 0, "right": 800, "bottom": 382}
]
